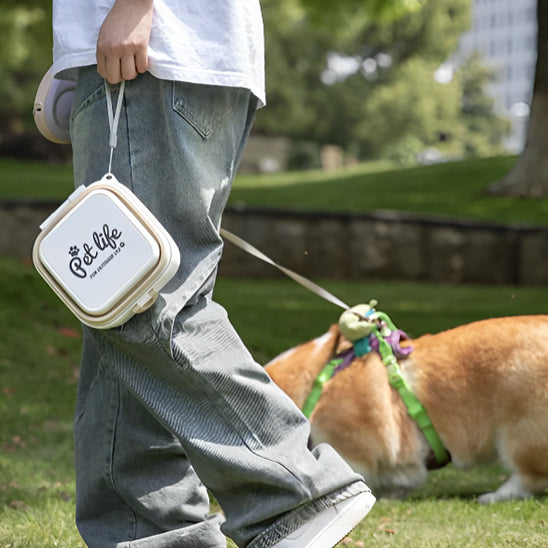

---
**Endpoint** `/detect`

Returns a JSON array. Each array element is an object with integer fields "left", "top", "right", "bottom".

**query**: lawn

[
  {"left": 4, "top": 154, "right": 548, "bottom": 225},
  {"left": 231, "top": 155, "right": 543, "bottom": 225},
  {"left": 1, "top": 254, "right": 548, "bottom": 547},
  {"left": 1, "top": 155, "right": 547, "bottom": 546}
]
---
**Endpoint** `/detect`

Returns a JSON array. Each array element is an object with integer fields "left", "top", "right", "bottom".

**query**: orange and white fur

[{"left": 265, "top": 310, "right": 548, "bottom": 503}]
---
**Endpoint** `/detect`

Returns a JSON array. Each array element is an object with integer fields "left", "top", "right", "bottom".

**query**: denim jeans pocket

[
  {"left": 172, "top": 81, "right": 244, "bottom": 139},
  {"left": 71, "top": 68, "right": 107, "bottom": 124}
]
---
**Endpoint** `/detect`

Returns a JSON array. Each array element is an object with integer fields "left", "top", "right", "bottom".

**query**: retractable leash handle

[{"left": 33, "top": 65, "right": 75, "bottom": 144}]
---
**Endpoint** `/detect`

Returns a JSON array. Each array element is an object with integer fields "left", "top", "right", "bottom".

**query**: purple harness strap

[
  {"left": 333, "top": 330, "right": 413, "bottom": 375},
  {"left": 370, "top": 329, "right": 413, "bottom": 359}
]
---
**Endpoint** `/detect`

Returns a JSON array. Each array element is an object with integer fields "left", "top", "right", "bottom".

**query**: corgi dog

[{"left": 265, "top": 306, "right": 548, "bottom": 503}]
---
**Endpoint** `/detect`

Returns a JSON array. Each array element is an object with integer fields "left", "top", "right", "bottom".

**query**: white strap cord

[
  {"left": 104, "top": 80, "right": 126, "bottom": 174},
  {"left": 220, "top": 228, "right": 350, "bottom": 311}
]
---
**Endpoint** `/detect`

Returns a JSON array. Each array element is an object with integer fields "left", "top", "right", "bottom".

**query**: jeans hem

[
  {"left": 246, "top": 480, "right": 369, "bottom": 548},
  {"left": 119, "top": 514, "right": 226, "bottom": 548}
]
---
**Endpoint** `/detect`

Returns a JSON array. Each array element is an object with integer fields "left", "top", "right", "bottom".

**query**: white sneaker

[{"left": 271, "top": 490, "right": 376, "bottom": 548}]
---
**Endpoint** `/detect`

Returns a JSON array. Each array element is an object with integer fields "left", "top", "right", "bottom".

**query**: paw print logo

[{"left": 69, "top": 245, "right": 79, "bottom": 257}]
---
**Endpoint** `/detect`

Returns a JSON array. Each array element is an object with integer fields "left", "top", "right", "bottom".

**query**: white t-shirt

[{"left": 52, "top": 0, "right": 265, "bottom": 106}]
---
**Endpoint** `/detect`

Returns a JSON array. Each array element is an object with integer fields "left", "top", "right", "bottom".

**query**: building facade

[{"left": 458, "top": 0, "right": 538, "bottom": 152}]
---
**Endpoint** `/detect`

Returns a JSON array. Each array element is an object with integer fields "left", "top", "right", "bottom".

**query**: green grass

[
  {"left": 1, "top": 154, "right": 547, "bottom": 545},
  {"left": 0, "top": 257, "right": 85, "bottom": 548},
  {"left": 349, "top": 495, "right": 548, "bottom": 548},
  {"left": 1, "top": 255, "right": 547, "bottom": 547},
  {"left": 220, "top": 276, "right": 548, "bottom": 363},
  {"left": 4, "top": 155, "right": 548, "bottom": 225},
  {"left": 0, "top": 158, "right": 75, "bottom": 200},
  {"left": 231, "top": 155, "right": 548, "bottom": 226}
]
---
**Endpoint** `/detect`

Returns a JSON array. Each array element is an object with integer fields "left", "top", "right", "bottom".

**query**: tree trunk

[{"left": 488, "top": 0, "right": 548, "bottom": 197}]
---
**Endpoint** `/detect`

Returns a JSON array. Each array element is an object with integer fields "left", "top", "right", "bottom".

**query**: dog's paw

[
  {"left": 478, "top": 491, "right": 532, "bottom": 504},
  {"left": 478, "top": 474, "right": 535, "bottom": 504},
  {"left": 477, "top": 492, "right": 499, "bottom": 504}
]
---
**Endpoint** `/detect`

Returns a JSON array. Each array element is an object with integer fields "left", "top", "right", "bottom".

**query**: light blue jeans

[{"left": 70, "top": 67, "right": 368, "bottom": 548}]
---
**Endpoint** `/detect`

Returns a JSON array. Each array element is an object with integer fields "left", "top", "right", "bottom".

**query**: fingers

[
  {"left": 97, "top": 47, "right": 148, "bottom": 84},
  {"left": 96, "top": 0, "right": 153, "bottom": 84},
  {"left": 134, "top": 48, "right": 149, "bottom": 75}
]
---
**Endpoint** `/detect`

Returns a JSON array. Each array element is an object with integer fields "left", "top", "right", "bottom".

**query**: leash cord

[{"left": 220, "top": 228, "right": 350, "bottom": 311}]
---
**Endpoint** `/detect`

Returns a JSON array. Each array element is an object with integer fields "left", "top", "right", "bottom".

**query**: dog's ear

[{"left": 265, "top": 325, "right": 341, "bottom": 408}]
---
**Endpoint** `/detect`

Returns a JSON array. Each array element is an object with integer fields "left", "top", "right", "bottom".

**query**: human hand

[{"left": 96, "top": 0, "right": 154, "bottom": 84}]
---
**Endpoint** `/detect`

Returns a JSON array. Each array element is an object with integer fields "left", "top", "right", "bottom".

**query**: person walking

[{"left": 49, "top": 1, "right": 375, "bottom": 546}]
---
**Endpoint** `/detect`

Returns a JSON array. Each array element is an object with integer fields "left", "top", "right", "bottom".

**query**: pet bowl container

[{"left": 33, "top": 175, "right": 180, "bottom": 328}]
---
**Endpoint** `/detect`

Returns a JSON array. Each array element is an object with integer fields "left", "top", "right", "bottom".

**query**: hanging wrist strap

[{"left": 104, "top": 80, "right": 126, "bottom": 175}]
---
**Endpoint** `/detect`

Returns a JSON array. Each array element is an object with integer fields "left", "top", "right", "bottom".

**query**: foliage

[
  {"left": 286, "top": 140, "right": 322, "bottom": 170},
  {"left": 456, "top": 51, "right": 512, "bottom": 157},
  {"left": 300, "top": 0, "right": 427, "bottom": 24},
  {"left": 0, "top": 1, "right": 52, "bottom": 132},
  {"left": 359, "top": 52, "right": 511, "bottom": 161},
  {"left": 358, "top": 57, "right": 463, "bottom": 158},
  {"left": 256, "top": 0, "right": 508, "bottom": 162},
  {"left": 0, "top": 0, "right": 513, "bottom": 165}
]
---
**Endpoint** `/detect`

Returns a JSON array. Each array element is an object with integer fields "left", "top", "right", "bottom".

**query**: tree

[
  {"left": 299, "top": 0, "right": 426, "bottom": 23},
  {"left": 0, "top": 0, "right": 509, "bottom": 167},
  {"left": 256, "top": 0, "right": 503, "bottom": 161},
  {"left": 0, "top": 1, "right": 52, "bottom": 133},
  {"left": 456, "top": 51, "right": 512, "bottom": 157},
  {"left": 488, "top": 0, "right": 548, "bottom": 197}
]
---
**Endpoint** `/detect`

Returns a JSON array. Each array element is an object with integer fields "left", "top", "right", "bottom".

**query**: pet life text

[{"left": 69, "top": 223, "right": 124, "bottom": 279}]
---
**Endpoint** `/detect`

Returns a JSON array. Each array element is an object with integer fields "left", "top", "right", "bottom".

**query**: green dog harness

[{"left": 301, "top": 308, "right": 449, "bottom": 465}]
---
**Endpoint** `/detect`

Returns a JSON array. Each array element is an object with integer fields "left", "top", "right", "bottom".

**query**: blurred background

[
  {"left": 0, "top": 0, "right": 541, "bottom": 173},
  {"left": 2, "top": 0, "right": 547, "bottom": 284}
]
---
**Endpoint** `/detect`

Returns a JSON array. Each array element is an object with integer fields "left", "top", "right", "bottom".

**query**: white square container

[{"left": 33, "top": 174, "right": 180, "bottom": 328}]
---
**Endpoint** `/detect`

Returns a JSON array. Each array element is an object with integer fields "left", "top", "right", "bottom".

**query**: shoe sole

[{"left": 275, "top": 490, "right": 376, "bottom": 547}]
